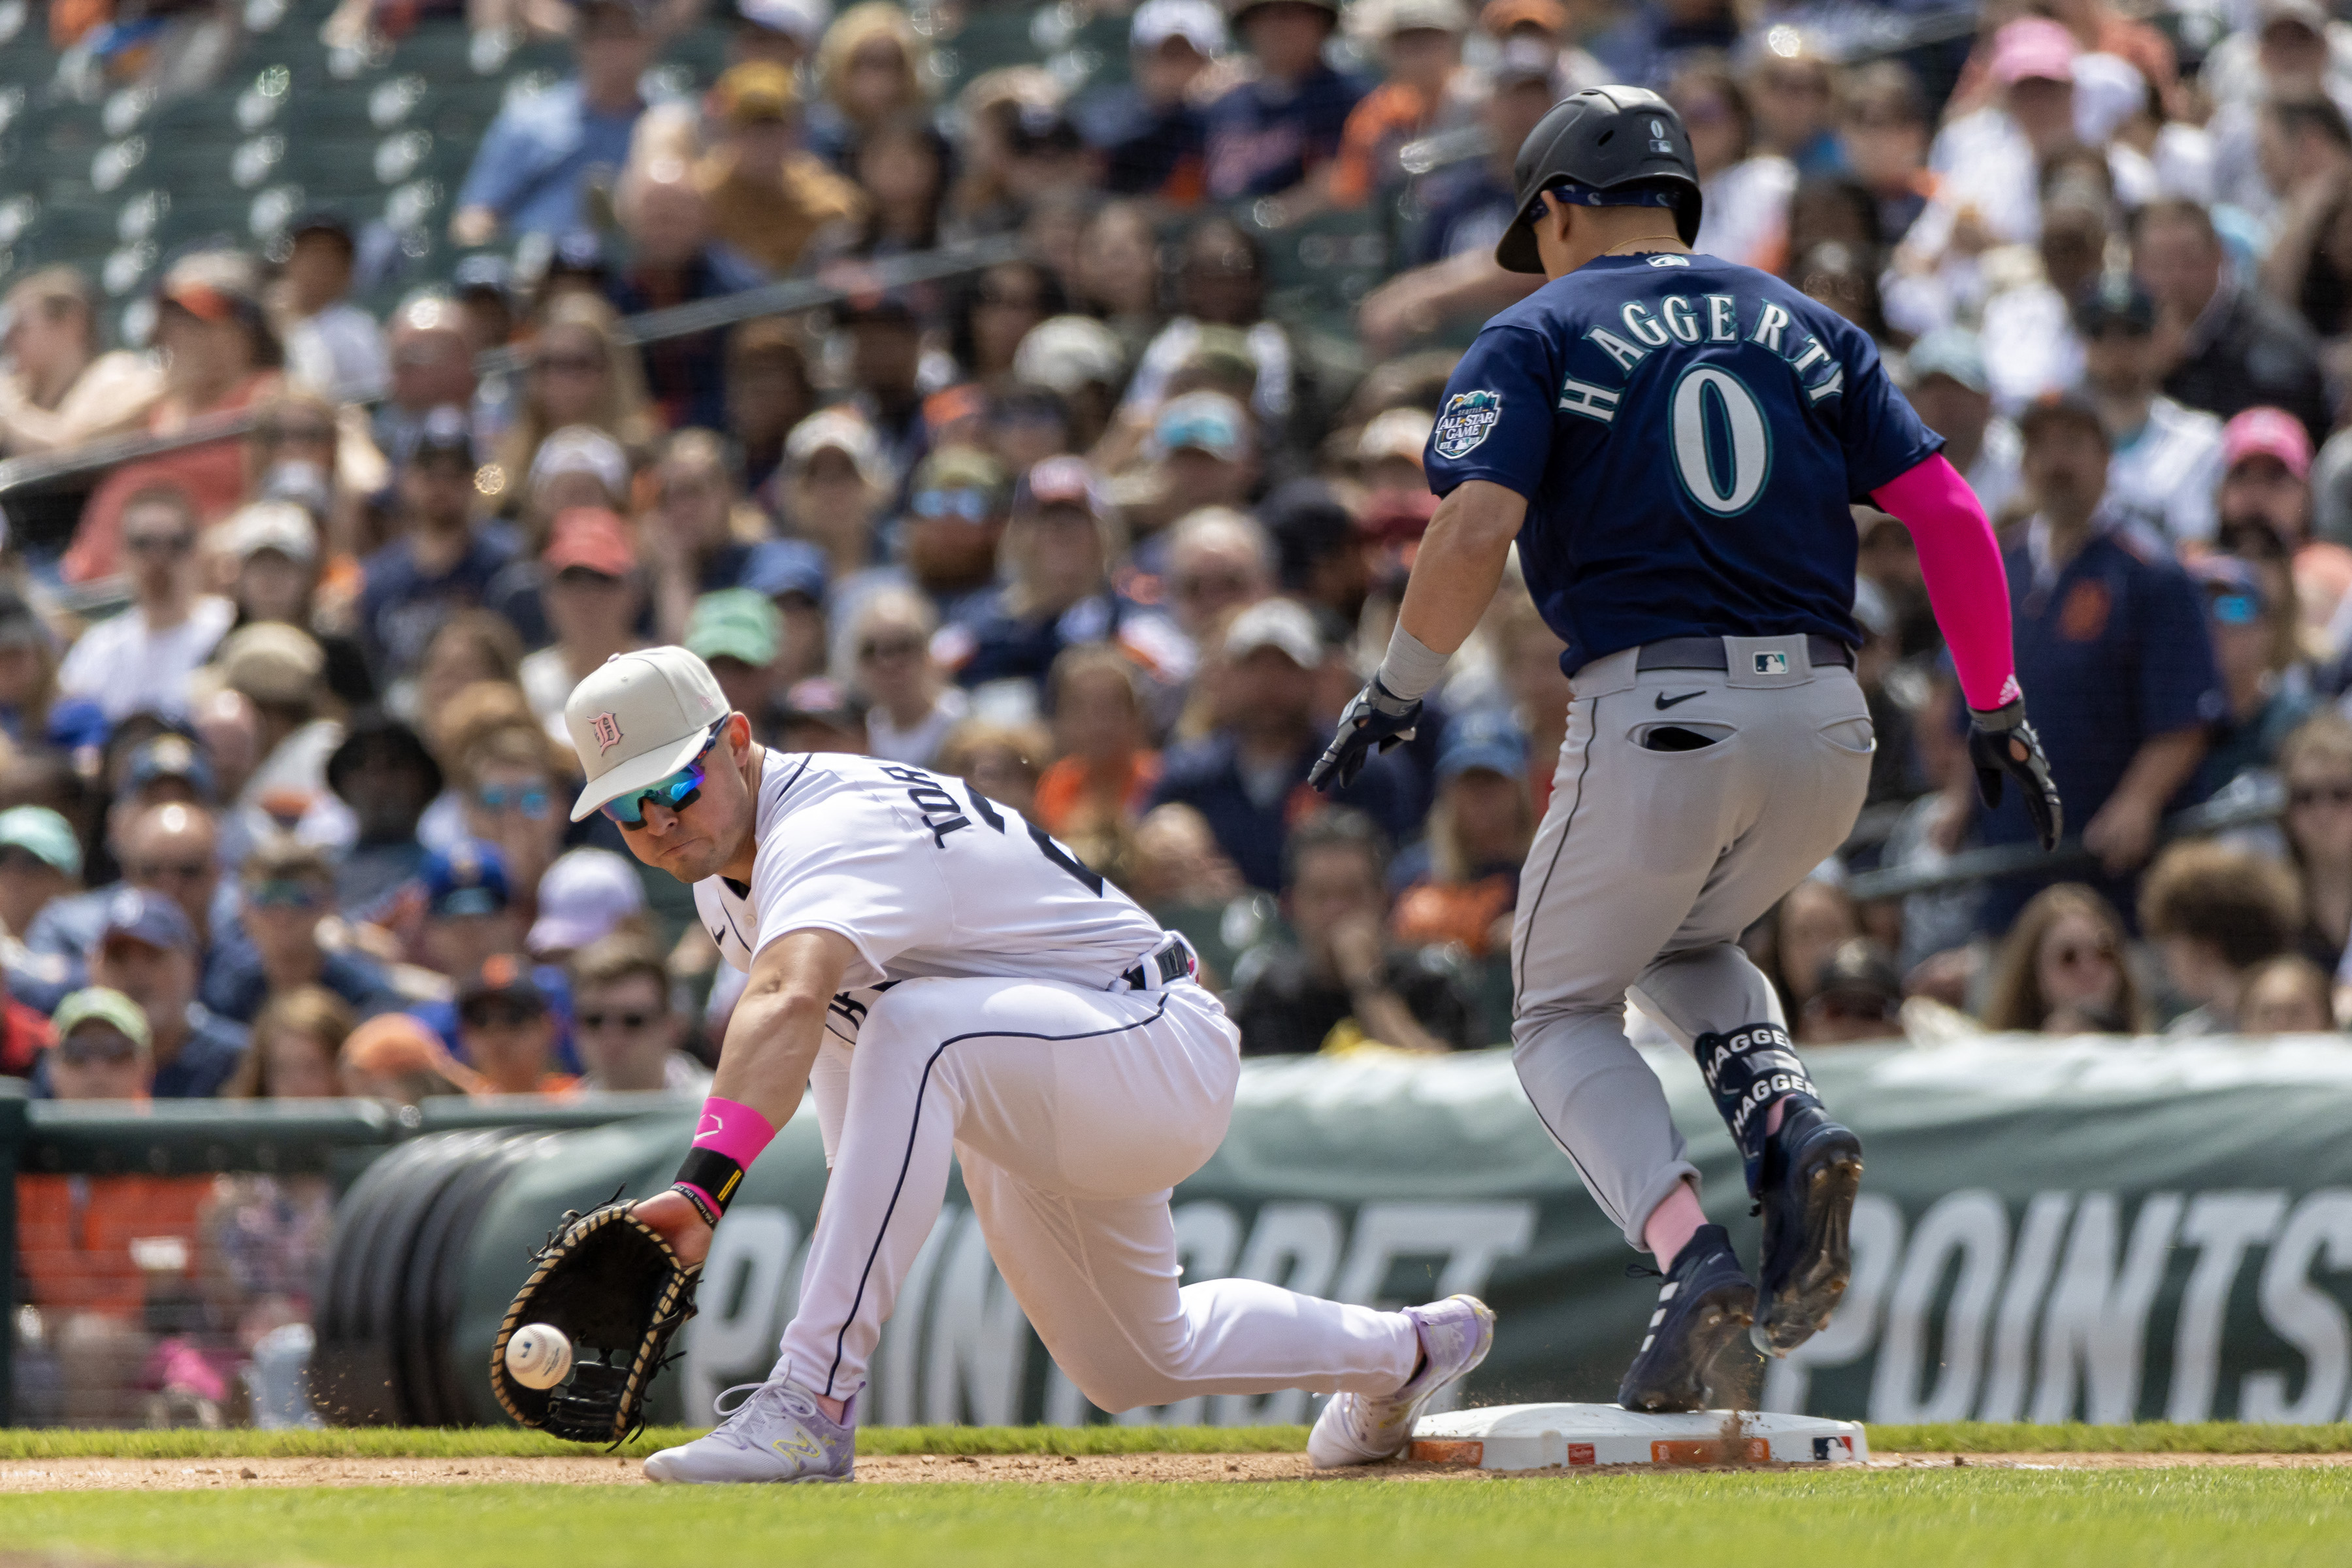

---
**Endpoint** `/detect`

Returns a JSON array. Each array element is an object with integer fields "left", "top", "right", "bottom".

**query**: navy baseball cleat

[
  {"left": 1750, "top": 1100, "right": 1863, "bottom": 1356},
  {"left": 1618, "top": 1224, "right": 1755, "bottom": 1413}
]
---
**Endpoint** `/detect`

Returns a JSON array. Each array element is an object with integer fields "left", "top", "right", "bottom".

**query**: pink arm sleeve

[{"left": 1869, "top": 453, "right": 2021, "bottom": 712}]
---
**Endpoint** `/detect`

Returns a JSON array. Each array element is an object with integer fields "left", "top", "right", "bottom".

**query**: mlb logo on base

[{"left": 1752, "top": 652, "right": 1789, "bottom": 676}]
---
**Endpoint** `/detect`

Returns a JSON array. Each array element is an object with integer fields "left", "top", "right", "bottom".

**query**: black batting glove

[
  {"left": 1309, "top": 678, "right": 1422, "bottom": 792},
  {"left": 1967, "top": 698, "right": 2063, "bottom": 852}
]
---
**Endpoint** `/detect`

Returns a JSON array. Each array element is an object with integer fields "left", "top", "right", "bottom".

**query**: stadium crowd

[{"left": 12, "top": 0, "right": 2352, "bottom": 1106}]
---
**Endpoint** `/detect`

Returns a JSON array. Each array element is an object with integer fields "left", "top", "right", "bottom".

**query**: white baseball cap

[
  {"left": 527, "top": 847, "right": 647, "bottom": 954},
  {"left": 564, "top": 646, "right": 732, "bottom": 821},
  {"left": 1133, "top": 0, "right": 1226, "bottom": 54},
  {"left": 218, "top": 499, "right": 319, "bottom": 563}
]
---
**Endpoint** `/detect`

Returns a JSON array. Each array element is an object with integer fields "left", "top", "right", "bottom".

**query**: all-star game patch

[{"left": 1433, "top": 390, "right": 1502, "bottom": 461}]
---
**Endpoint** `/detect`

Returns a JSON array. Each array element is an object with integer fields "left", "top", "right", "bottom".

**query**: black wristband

[{"left": 673, "top": 1147, "right": 747, "bottom": 1219}]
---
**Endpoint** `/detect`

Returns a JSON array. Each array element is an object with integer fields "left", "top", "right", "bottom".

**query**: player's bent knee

[{"left": 1052, "top": 1341, "right": 1195, "bottom": 1413}]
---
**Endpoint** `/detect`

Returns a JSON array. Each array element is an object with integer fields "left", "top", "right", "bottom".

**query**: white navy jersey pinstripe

[{"left": 693, "top": 749, "right": 1170, "bottom": 996}]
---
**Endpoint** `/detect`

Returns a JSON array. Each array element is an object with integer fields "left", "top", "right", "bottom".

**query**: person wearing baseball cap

[
  {"left": 1902, "top": 329, "right": 2020, "bottom": 522},
  {"left": 417, "top": 839, "right": 522, "bottom": 981},
  {"left": 43, "top": 988, "right": 155, "bottom": 1101},
  {"left": 685, "top": 588, "right": 785, "bottom": 723},
  {"left": 2077, "top": 274, "right": 2225, "bottom": 548},
  {"left": 2187, "top": 553, "right": 2314, "bottom": 800},
  {"left": 2215, "top": 406, "right": 2323, "bottom": 563},
  {"left": 1152, "top": 391, "right": 1258, "bottom": 518},
  {"left": 1092, "top": 0, "right": 1225, "bottom": 201},
  {"left": 731, "top": 0, "right": 830, "bottom": 68},
  {"left": 84, "top": 887, "right": 249, "bottom": 1100},
  {"left": 700, "top": 59, "right": 864, "bottom": 276},
  {"left": 282, "top": 209, "right": 386, "bottom": 397},
  {"left": 902, "top": 446, "right": 1012, "bottom": 626},
  {"left": 455, "top": 951, "right": 574, "bottom": 1096},
  {"left": 1325, "top": 0, "right": 1470, "bottom": 212},
  {"left": 1201, "top": 0, "right": 1367, "bottom": 212},
  {"left": 364, "top": 404, "right": 516, "bottom": 681},
  {"left": 522, "top": 507, "right": 648, "bottom": 733}
]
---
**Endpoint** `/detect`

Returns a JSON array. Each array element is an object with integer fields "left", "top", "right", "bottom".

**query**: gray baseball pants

[{"left": 1509, "top": 633, "right": 1874, "bottom": 1251}]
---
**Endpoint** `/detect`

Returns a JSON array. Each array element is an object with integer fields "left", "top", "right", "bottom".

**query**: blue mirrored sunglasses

[
  {"left": 600, "top": 721, "right": 727, "bottom": 829},
  {"left": 2208, "top": 592, "right": 2261, "bottom": 627},
  {"left": 475, "top": 782, "right": 553, "bottom": 819},
  {"left": 912, "top": 487, "right": 992, "bottom": 523}
]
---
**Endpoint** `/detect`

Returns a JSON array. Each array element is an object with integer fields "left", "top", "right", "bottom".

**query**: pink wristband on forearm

[
  {"left": 691, "top": 1096, "right": 778, "bottom": 1166},
  {"left": 1870, "top": 454, "right": 2022, "bottom": 712}
]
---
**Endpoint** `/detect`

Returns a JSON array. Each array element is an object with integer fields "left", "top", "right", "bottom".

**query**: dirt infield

[{"left": 4, "top": 1450, "right": 2351, "bottom": 1490}]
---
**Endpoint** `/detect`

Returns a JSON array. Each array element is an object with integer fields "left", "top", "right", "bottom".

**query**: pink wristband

[{"left": 691, "top": 1096, "right": 779, "bottom": 1167}]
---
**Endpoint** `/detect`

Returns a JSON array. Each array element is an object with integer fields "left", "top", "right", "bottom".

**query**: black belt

[
  {"left": 1632, "top": 634, "right": 1854, "bottom": 673},
  {"left": 1117, "top": 932, "right": 1200, "bottom": 992}
]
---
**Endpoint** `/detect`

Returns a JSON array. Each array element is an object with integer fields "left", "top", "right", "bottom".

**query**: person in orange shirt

[
  {"left": 1034, "top": 645, "right": 1165, "bottom": 870},
  {"left": 453, "top": 952, "right": 579, "bottom": 1096},
  {"left": 1390, "top": 710, "right": 1534, "bottom": 960},
  {"left": 14, "top": 987, "right": 214, "bottom": 1424},
  {"left": 1328, "top": 0, "right": 1474, "bottom": 210}
]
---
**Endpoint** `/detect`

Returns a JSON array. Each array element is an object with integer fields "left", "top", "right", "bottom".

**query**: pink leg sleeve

[{"left": 1869, "top": 453, "right": 2021, "bottom": 713}]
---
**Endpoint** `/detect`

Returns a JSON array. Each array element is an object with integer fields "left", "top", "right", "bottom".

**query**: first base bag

[{"left": 490, "top": 1203, "right": 700, "bottom": 1444}]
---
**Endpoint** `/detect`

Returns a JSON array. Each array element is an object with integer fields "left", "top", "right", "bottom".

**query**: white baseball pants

[{"left": 774, "top": 975, "right": 1419, "bottom": 1411}]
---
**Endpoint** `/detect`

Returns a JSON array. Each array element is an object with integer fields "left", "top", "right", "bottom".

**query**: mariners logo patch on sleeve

[{"left": 1433, "top": 390, "right": 1502, "bottom": 460}]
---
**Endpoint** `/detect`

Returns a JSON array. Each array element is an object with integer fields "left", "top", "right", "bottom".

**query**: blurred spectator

[
  {"left": 0, "top": 591, "right": 100, "bottom": 753},
  {"left": 2078, "top": 274, "right": 2224, "bottom": 546},
  {"left": 222, "top": 985, "right": 355, "bottom": 1099},
  {"left": 451, "top": 0, "right": 662, "bottom": 246},
  {"left": 41, "top": 987, "right": 155, "bottom": 1100},
  {"left": 726, "top": 320, "right": 819, "bottom": 493},
  {"left": 338, "top": 1011, "right": 485, "bottom": 1102},
  {"left": 358, "top": 408, "right": 515, "bottom": 684},
  {"left": 608, "top": 155, "right": 766, "bottom": 433},
  {"left": 902, "top": 446, "right": 1013, "bottom": 629},
  {"left": 1015, "top": 316, "right": 1128, "bottom": 453},
  {"left": 806, "top": 3, "right": 934, "bottom": 172},
  {"left": 217, "top": 501, "right": 376, "bottom": 711},
  {"left": 1797, "top": 939, "right": 1905, "bottom": 1045},
  {"left": 1120, "top": 220, "right": 1295, "bottom": 440},
  {"left": 777, "top": 408, "right": 895, "bottom": 587},
  {"left": 456, "top": 952, "right": 574, "bottom": 1094},
  {"left": 0, "top": 267, "right": 163, "bottom": 455},
  {"left": 29, "top": 802, "right": 231, "bottom": 1004},
  {"left": 843, "top": 587, "right": 964, "bottom": 767},
  {"left": 2255, "top": 97, "right": 2352, "bottom": 331},
  {"left": 81, "top": 889, "right": 248, "bottom": 1098},
  {"left": 1983, "top": 883, "right": 2146, "bottom": 1034},
  {"left": 1961, "top": 395, "right": 2220, "bottom": 934},
  {"left": 2191, "top": 555, "right": 2316, "bottom": 798},
  {"left": 1745, "top": 34, "right": 1839, "bottom": 176},
  {"left": 2134, "top": 198, "right": 2332, "bottom": 443},
  {"left": 526, "top": 847, "right": 647, "bottom": 962},
  {"left": 1903, "top": 331, "right": 2021, "bottom": 526},
  {"left": 951, "top": 263, "right": 1069, "bottom": 390},
  {"left": 2239, "top": 953, "right": 2336, "bottom": 1032},
  {"left": 936, "top": 719, "right": 1049, "bottom": 817},
  {"left": 67, "top": 253, "right": 287, "bottom": 583},
  {"left": 1665, "top": 60, "right": 1793, "bottom": 272},
  {"left": 451, "top": 721, "right": 570, "bottom": 921},
  {"left": 1229, "top": 808, "right": 1477, "bottom": 1055},
  {"left": 0, "top": 806, "right": 82, "bottom": 943},
  {"left": 645, "top": 430, "right": 770, "bottom": 642},
  {"left": 492, "top": 296, "right": 661, "bottom": 498},
  {"left": 1085, "top": 0, "right": 1224, "bottom": 201},
  {"left": 836, "top": 294, "right": 930, "bottom": 482},
  {"left": 210, "top": 840, "right": 395, "bottom": 1025},
  {"left": 1162, "top": 506, "right": 1276, "bottom": 653},
  {"left": 1124, "top": 801, "right": 1264, "bottom": 985},
  {"left": 204, "top": 623, "right": 351, "bottom": 857},
  {"left": 1201, "top": 0, "right": 1364, "bottom": 208},
  {"left": 776, "top": 676, "right": 872, "bottom": 754},
  {"left": 748, "top": 540, "right": 833, "bottom": 687},
  {"left": 57, "top": 486, "right": 236, "bottom": 723},
  {"left": 1836, "top": 61, "right": 1933, "bottom": 244},
  {"left": 1409, "top": 39, "right": 1557, "bottom": 270},
  {"left": 1152, "top": 597, "right": 1413, "bottom": 890},
  {"left": 1034, "top": 645, "right": 1160, "bottom": 870},
  {"left": 1390, "top": 708, "right": 1530, "bottom": 954},
  {"left": 374, "top": 298, "right": 483, "bottom": 472},
  {"left": 2278, "top": 713, "right": 2352, "bottom": 972},
  {"left": 416, "top": 839, "right": 523, "bottom": 979},
  {"left": 698, "top": 61, "right": 864, "bottom": 278},
  {"left": 521, "top": 508, "right": 646, "bottom": 730},
  {"left": 277, "top": 212, "right": 388, "bottom": 397},
  {"left": 1328, "top": 0, "right": 1470, "bottom": 216},
  {"left": 1141, "top": 391, "right": 1260, "bottom": 534},
  {"left": 2140, "top": 839, "right": 2302, "bottom": 1032},
  {"left": 570, "top": 932, "right": 710, "bottom": 1092},
  {"left": 1755, "top": 877, "right": 1860, "bottom": 1022},
  {"left": 2214, "top": 406, "right": 2352, "bottom": 649},
  {"left": 325, "top": 713, "right": 443, "bottom": 917},
  {"left": 687, "top": 588, "right": 787, "bottom": 724}
]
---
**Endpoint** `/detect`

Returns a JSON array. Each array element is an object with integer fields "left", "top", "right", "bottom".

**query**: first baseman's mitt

[{"left": 490, "top": 1202, "right": 700, "bottom": 1445}]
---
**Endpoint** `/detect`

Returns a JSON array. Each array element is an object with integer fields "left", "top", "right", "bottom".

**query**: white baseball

[{"left": 505, "top": 1324, "right": 574, "bottom": 1390}]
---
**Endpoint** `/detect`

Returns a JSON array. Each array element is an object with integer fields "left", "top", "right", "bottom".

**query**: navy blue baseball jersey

[{"left": 1423, "top": 252, "right": 1942, "bottom": 673}]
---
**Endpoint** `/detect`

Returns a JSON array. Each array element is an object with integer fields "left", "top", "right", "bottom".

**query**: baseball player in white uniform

[{"left": 565, "top": 647, "right": 1492, "bottom": 1482}]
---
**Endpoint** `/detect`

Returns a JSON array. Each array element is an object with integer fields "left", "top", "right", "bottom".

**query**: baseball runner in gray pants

[{"left": 1315, "top": 88, "right": 2063, "bottom": 1411}]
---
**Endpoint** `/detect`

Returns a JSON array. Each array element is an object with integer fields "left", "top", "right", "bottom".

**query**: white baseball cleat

[
  {"left": 642, "top": 1379, "right": 856, "bottom": 1484},
  {"left": 1307, "top": 1294, "right": 1496, "bottom": 1469}
]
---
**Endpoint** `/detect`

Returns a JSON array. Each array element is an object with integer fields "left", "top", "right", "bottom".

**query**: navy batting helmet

[{"left": 1494, "top": 86, "right": 1703, "bottom": 275}]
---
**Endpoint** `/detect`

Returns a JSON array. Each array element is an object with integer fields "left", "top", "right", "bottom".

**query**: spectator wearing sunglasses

[
  {"left": 407, "top": 840, "right": 583, "bottom": 1075},
  {"left": 454, "top": 953, "right": 576, "bottom": 1096},
  {"left": 453, "top": 722, "right": 570, "bottom": 928},
  {"left": 208, "top": 841, "right": 396, "bottom": 1026},
  {"left": 839, "top": 588, "right": 962, "bottom": 768},
  {"left": 201, "top": 624, "right": 353, "bottom": 866},
  {"left": 56, "top": 487, "right": 235, "bottom": 724},
  {"left": 2214, "top": 407, "right": 2352, "bottom": 649},
  {"left": 899, "top": 446, "right": 1012, "bottom": 632},
  {"left": 568, "top": 932, "right": 711, "bottom": 1095},
  {"left": 26, "top": 802, "right": 235, "bottom": 1017},
  {"left": 2274, "top": 712, "right": 2352, "bottom": 973},
  {"left": 2191, "top": 556, "right": 2317, "bottom": 798},
  {"left": 325, "top": 711, "right": 443, "bottom": 922},
  {"left": 358, "top": 407, "right": 519, "bottom": 687},
  {"left": 1981, "top": 883, "right": 2148, "bottom": 1034}
]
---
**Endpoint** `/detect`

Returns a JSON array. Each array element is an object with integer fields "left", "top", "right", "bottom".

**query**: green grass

[
  {"left": 3, "top": 1471, "right": 2351, "bottom": 1568},
  {"left": 3, "top": 1420, "right": 2347, "bottom": 1461}
]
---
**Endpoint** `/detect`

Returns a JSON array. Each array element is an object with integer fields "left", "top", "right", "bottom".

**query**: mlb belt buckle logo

[
  {"left": 591, "top": 711, "right": 623, "bottom": 752},
  {"left": 1752, "top": 651, "right": 1789, "bottom": 676}
]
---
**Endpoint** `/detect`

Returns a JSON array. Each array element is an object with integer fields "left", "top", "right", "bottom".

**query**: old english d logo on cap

[{"left": 591, "top": 711, "right": 623, "bottom": 752}]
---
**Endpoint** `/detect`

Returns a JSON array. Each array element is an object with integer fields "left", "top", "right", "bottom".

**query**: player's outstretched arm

[
  {"left": 631, "top": 926, "right": 857, "bottom": 1267},
  {"left": 1312, "top": 480, "right": 1527, "bottom": 791},
  {"left": 1870, "top": 454, "right": 2063, "bottom": 851}
]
